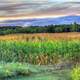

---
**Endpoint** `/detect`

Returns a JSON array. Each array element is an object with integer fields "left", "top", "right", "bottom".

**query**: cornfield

[
  {"left": 0, "top": 40, "right": 80, "bottom": 65},
  {"left": 0, "top": 33, "right": 79, "bottom": 80}
]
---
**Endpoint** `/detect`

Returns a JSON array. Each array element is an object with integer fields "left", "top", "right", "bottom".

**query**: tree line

[{"left": 0, "top": 22, "right": 80, "bottom": 35}]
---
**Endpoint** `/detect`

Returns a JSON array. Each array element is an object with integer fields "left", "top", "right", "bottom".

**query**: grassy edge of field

[{"left": 0, "top": 62, "right": 72, "bottom": 80}]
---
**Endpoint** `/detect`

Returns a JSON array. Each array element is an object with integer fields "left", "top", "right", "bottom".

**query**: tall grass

[{"left": 0, "top": 40, "right": 79, "bottom": 64}]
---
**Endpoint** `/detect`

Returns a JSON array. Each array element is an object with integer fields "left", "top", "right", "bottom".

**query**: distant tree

[
  {"left": 54, "top": 25, "right": 63, "bottom": 33},
  {"left": 47, "top": 25, "right": 55, "bottom": 33},
  {"left": 71, "top": 22, "right": 78, "bottom": 32}
]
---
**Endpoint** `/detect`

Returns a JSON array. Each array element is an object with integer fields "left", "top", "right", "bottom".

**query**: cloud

[
  {"left": 0, "top": 0, "right": 80, "bottom": 19},
  {"left": 0, "top": 1, "right": 53, "bottom": 17}
]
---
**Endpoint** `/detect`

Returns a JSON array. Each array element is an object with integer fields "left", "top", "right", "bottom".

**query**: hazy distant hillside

[{"left": 0, "top": 15, "right": 80, "bottom": 26}]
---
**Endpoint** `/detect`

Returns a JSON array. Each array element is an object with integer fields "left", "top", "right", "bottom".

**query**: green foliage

[{"left": 71, "top": 67, "right": 80, "bottom": 80}]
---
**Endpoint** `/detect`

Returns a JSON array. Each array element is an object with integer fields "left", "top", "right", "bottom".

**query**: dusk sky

[{"left": 0, "top": 0, "right": 80, "bottom": 21}]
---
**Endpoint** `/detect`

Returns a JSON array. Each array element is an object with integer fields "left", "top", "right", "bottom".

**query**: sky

[{"left": 0, "top": 0, "right": 80, "bottom": 21}]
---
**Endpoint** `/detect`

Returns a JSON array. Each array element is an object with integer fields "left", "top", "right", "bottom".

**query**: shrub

[{"left": 71, "top": 67, "right": 80, "bottom": 80}]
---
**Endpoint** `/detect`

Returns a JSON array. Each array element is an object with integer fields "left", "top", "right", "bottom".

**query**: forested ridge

[{"left": 0, "top": 22, "right": 80, "bottom": 35}]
